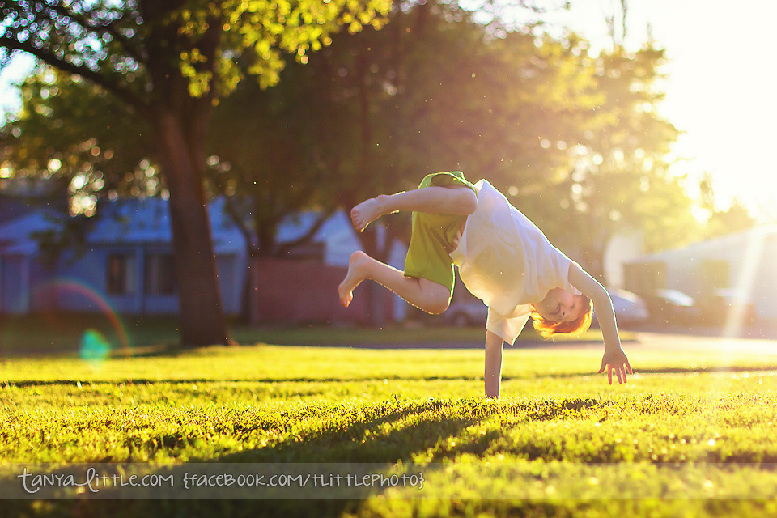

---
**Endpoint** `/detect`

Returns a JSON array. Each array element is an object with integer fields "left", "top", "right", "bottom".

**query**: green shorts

[{"left": 403, "top": 171, "right": 477, "bottom": 296}]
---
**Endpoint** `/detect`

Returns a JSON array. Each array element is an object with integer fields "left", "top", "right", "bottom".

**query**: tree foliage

[
  {"left": 554, "top": 45, "right": 699, "bottom": 277},
  {"left": 205, "top": 0, "right": 695, "bottom": 285},
  {"left": 697, "top": 171, "right": 757, "bottom": 239},
  {"left": 1, "top": 0, "right": 389, "bottom": 105},
  {"left": 205, "top": 2, "right": 607, "bottom": 247},
  {"left": 2, "top": 68, "right": 153, "bottom": 215}
]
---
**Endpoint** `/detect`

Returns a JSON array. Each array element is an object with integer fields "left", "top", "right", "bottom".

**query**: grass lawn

[{"left": 2, "top": 326, "right": 777, "bottom": 516}]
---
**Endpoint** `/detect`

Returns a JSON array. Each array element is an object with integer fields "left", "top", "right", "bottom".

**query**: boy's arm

[
  {"left": 567, "top": 263, "right": 633, "bottom": 384},
  {"left": 484, "top": 330, "right": 504, "bottom": 398}
]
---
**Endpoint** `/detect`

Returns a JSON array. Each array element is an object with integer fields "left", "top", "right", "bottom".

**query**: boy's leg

[
  {"left": 350, "top": 186, "right": 478, "bottom": 232},
  {"left": 338, "top": 251, "right": 451, "bottom": 314},
  {"left": 484, "top": 330, "right": 504, "bottom": 398}
]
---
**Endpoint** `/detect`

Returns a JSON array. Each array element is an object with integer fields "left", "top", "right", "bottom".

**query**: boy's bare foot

[
  {"left": 350, "top": 195, "right": 388, "bottom": 232},
  {"left": 338, "top": 251, "right": 369, "bottom": 307}
]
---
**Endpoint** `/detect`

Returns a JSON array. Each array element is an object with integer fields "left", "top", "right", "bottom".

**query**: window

[
  {"left": 623, "top": 261, "right": 665, "bottom": 296},
  {"left": 107, "top": 254, "right": 136, "bottom": 295},
  {"left": 144, "top": 254, "right": 176, "bottom": 295}
]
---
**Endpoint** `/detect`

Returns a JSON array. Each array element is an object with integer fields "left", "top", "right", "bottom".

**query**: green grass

[{"left": 2, "top": 339, "right": 777, "bottom": 516}]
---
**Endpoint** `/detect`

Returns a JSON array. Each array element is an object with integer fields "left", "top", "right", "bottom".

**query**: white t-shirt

[{"left": 450, "top": 180, "right": 580, "bottom": 344}]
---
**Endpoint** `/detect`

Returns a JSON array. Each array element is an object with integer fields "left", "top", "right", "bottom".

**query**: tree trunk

[
  {"left": 155, "top": 109, "right": 229, "bottom": 348},
  {"left": 355, "top": 50, "right": 390, "bottom": 327}
]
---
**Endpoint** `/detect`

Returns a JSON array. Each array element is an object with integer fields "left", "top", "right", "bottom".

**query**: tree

[
  {"left": 2, "top": 68, "right": 154, "bottom": 214},
  {"left": 203, "top": 0, "right": 609, "bottom": 323},
  {"left": 207, "top": 0, "right": 691, "bottom": 288},
  {"left": 698, "top": 172, "right": 757, "bottom": 238},
  {"left": 4, "top": 0, "right": 695, "bottom": 315},
  {"left": 0, "top": 0, "right": 389, "bottom": 346},
  {"left": 540, "top": 44, "right": 697, "bottom": 281}
]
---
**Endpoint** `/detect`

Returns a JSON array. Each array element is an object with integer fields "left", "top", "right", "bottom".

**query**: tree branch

[
  {"left": 223, "top": 195, "right": 258, "bottom": 256},
  {"left": 46, "top": 3, "right": 145, "bottom": 63},
  {"left": 0, "top": 37, "right": 151, "bottom": 119},
  {"left": 276, "top": 208, "right": 335, "bottom": 257}
]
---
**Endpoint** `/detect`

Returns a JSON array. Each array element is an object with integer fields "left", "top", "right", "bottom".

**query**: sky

[
  {"left": 0, "top": 55, "right": 33, "bottom": 119},
  {"left": 2, "top": 0, "right": 777, "bottom": 220},
  {"left": 545, "top": 0, "right": 777, "bottom": 221}
]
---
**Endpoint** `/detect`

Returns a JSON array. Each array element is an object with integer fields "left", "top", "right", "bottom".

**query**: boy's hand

[{"left": 598, "top": 348, "right": 633, "bottom": 385}]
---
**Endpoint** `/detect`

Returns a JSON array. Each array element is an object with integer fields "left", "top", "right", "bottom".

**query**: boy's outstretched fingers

[{"left": 598, "top": 351, "right": 633, "bottom": 385}]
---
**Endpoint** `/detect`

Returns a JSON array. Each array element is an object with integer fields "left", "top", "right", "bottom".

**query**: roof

[
  {"left": 629, "top": 224, "right": 777, "bottom": 264},
  {"left": 0, "top": 210, "right": 63, "bottom": 255},
  {"left": 0, "top": 197, "right": 366, "bottom": 265},
  {"left": 0, "top": 197, "right": 247, "bottom": 255}
]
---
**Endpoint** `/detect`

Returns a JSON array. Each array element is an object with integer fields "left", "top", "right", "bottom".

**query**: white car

[{"left": 444, "top": 301, "right": 488, "bottom": 327}]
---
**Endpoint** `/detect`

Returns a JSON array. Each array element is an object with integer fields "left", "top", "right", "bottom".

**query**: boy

[{"left": 339, "top": 172, "right": 632, "bottom": 397}]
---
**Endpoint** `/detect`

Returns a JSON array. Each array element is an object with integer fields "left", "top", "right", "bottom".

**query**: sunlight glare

[{"left": 722, "top": 229, "right": 765, "bottom": 340}]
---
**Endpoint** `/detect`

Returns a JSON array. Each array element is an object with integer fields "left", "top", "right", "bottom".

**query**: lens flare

[
  {"left": 80, "top": 329, "right": 111, "bottom": 365},
  {"left": 29, "top": 278, "right": 133, "bottom": 358}
]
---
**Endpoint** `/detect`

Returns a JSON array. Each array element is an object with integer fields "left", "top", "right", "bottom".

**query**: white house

[{"left": 624, "top": 225, "right": 777, "bottom": 321}]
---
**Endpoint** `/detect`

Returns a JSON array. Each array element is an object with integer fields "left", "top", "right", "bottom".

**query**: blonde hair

[{"left": 531, "top": 296, "right": 593, "bottom": 339}]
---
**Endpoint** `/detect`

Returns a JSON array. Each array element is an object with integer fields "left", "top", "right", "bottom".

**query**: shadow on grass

[
  {"left": 2, "top": 398, "right": 621, "bottom": 516},
  {"left": 6, "top": 395, "right": 749, "bottom": 517},
  {"left": 0, "top": 400, "right": 487, "bottom": 517}
]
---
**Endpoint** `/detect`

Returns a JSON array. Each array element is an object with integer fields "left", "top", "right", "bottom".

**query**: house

[
  {"left": 0, "top": 197, "right": 409, "bottom": 323},
  {"left": 623, "top": 225, "right": 777, "bottom": 321},
  {"left": 0, "top": 197, "right": 248, "bottom": 316}
]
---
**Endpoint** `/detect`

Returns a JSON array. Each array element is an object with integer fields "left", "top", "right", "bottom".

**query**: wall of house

[
  {"left": 8, "top": 245, "right": 247, "bottom": 317},
  {"left": 0, "top": 196, "right": 252, "bottom": 318},
  {"left": 662, "top": 235, "right": 777, "bottom": 320},
  {"left": 216, "top": 253, "right": 246, "bottom": 316},
  {"left": 604, "top": 230, "right": 644, "bottom": 290},
  {"left": 626, "top": 231, "right": 777, "bottom": 321},
  {"left": 0, "top": 255, "right": 27, "bottom": 314},
  {"left": 54, "top": 245, "right": 141, "bottom": 313},
  {"left": 742, "top": 235, "right": 777, "bottom": 320}
]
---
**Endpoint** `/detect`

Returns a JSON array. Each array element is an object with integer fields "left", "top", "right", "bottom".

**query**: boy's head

[{"left": 531, "top": 288, "right": 593, "bottom": 339}]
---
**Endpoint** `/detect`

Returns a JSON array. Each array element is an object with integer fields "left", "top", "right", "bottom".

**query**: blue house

[
  {"left": 0, "top": 196, "right": 409, "bottom": 321},
  {"left": 0, "top": 197, "right": 248, "bottom": 316}
]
